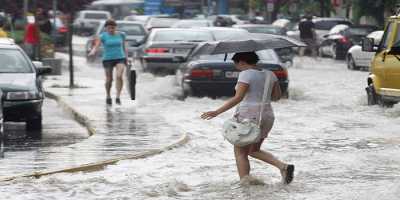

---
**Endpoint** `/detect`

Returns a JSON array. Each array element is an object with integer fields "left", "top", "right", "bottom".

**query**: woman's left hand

[{"left": 201, "top": 111, "right": 219, "bottom": 120}]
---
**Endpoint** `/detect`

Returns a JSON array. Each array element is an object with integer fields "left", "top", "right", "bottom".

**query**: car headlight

[{"left": 6, "top": 91, "right": 39, "bottom": 100}]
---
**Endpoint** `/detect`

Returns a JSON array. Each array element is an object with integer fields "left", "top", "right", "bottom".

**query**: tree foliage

[
  {"left": 1, "top": 0, "right": 95, "bottom": 17},
  {"left": 353, "top": 0, "right": 397, "bottom": 25}
]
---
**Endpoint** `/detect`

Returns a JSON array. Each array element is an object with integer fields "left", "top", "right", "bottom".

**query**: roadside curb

[
  {"left": 44, "top": 91, "right": 96, "bottom": 136},
  {"left": 0, "top": 91, "right": 190, "bottom": 182}
]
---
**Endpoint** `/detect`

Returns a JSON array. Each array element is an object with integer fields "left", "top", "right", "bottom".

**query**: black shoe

[
  {"left": 106, "top": 98, "right": 112, "bottom": 105},
  {"left": 281, "top": 164, "right": 295, "bottom": 184},
  {"left": 115, "top": 98, "right": 121, "bottom": 105}
]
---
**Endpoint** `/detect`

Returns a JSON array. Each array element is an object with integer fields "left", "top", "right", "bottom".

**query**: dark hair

[
  {"left": 105, "top": 19, "right": 117, "bottom": 27},
  {"left": 231, "top": 52, "right": 259, "bottom": 65}
]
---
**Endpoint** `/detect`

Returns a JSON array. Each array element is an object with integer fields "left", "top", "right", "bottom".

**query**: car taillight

[
  {"left": 190, "top": 69, "right": 213, "bottom": 78},
  {"left": 58, "top": 26, "right": 68, "bottom": 33},
  {"left": 273, "top": 69, "right": 288, "bottom": 79},
  {"left": 339, "top": 36, "right": 349, "bottom": 43},
  {"left": 145, "top": 48, "right": 168, "bottom": 54}
]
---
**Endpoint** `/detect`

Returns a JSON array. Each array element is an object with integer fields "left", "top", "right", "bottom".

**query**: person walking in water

[
  {"left": 298, "top": 15, "right": 317, "bottom": 57},
  {"left": 201, "top": 52, "right": 294, "bottom": 185},
  {"left": 89, "top": 19, "right": 127, "bottom": 105}
]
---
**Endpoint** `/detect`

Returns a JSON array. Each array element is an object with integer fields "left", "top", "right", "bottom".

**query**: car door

[
  {"left": 383, "top": 22, "right": 400, "bottom": 95},
  {"left": 371, "top": 22, "right": 394, "bottom": 91}
]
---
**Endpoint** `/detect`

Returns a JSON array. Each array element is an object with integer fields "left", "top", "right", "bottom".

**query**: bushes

[{"left": 7, "top": 29, "right": 55, "bottom": 58}]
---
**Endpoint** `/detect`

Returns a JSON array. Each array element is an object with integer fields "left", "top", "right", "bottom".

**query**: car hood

[{"left": 0, "top": 73, "right": 37, "bottom": 92}]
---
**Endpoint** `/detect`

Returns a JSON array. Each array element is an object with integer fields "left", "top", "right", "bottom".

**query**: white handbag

[{"left": 222, "top": 70, "right": 272, "bottom": 147}]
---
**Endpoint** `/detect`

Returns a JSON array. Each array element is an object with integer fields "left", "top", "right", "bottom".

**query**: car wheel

[
  {"left": 366, "top": 84, "right": 377, "bottom": 105},
  {"left": 347, "top": 55, "right": 358, "bottom": 70}
]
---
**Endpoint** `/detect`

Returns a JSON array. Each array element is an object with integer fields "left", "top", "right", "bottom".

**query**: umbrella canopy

[{"left": 190, "top": 33, "right": 306, "bottom": 58}]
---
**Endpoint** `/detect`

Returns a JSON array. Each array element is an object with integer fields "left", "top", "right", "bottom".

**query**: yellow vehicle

[{"left": 363, "top": 15, "right": 400, "bottom": 106}]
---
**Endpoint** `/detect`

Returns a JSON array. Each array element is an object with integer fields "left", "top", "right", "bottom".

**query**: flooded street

[{"left": 1, "top": 57, "right": 400, "bottom": 199}]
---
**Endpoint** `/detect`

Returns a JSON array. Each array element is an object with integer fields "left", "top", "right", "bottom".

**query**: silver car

[
  {"left": 86, "top": 20, "right": 147, "bottom": 62},
  {"left": 134, "top": 28, "right": 215, "bottom": 74},
  {"left": 346, "top": 30, "right": 383, "bottom": 70}
]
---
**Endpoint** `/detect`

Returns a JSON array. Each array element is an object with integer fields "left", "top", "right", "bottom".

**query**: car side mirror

[
  {"left": 33, "top": 61, "right": 52, "bottom": 75},
  {"left": 362, "top": 38, "right": 376, "bottom": 52}
]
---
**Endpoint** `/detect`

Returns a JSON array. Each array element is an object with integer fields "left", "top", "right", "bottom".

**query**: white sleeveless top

[{"left": 235, "top": 68, "right": 278, "bottom": 108}]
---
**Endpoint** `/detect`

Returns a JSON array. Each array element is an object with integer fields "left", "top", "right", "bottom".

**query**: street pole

[
  {"left": 24, "top": 0, "right": 29, "bottom": 21},
  {"left": 67, "top": 1, "right": 74, "bottom": 88},
  {"left": 207, "top": 0, "right": 211, "bottom": 16},
  {"left": 52, "top": 0, "right": 57, "bottom": 41}
]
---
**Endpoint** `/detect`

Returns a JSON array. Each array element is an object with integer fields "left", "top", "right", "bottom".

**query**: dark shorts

[{"left": 102, "top": 58, "right": 126, "bottom": 69}]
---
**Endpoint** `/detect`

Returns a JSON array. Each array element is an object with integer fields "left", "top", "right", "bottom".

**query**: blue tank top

[{"left": 100, "top": 31, "right": 126, "bottom": 61}]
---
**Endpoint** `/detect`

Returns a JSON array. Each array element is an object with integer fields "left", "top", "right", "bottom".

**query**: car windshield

[
  {"left": 347, "top": 27, "right": 375, "bottom": 36},
  {"left": 100, "top": 23, "right": 145, "bottom": 36},
  {"left": 173, "top": 20, "right": 210, "bottom": 28},
  {"left": 153, "top": 30, "right": 214, "bottom": 42},
  {"left": 242, "top": 26, "right": 282, "bottom": 35},
  {"left": 211, "top": 30, "right": 249, "bottom": 40},
  {"left": 148, "top": 18, "right": 179, "bottom": 28},
  {"left": 314, "top": 20, "right": 352, "bottom": 30},
  {"left": 84, "top": 13, "right": 108, "bottom": 19},
  {"left": 196, "top": 49, "right": 276, "bottom": 62},
  {"left": 0, "top": 49, "right": 33, "bottom": 73}
]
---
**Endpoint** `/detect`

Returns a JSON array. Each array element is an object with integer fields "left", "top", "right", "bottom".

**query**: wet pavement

[
  {"left": 0, "top": 52, "right": 183, "bottom": 180},
  {"left": 0, "top": 99, "right": 88, "bottom": 177}
]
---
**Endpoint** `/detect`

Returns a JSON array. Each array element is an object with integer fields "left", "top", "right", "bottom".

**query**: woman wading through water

[
  {"left": 201, "top": 52, "right": 294, "bottom": 185},
  {"left": 89, "top": 19, "right": 127, "bottom": 106}
]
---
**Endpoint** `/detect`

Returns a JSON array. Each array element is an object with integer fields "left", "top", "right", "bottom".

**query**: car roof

[
  {"left": 234, "top": 24, "right": 278, "bottom": 28},
  {"left": 0, "top": 38, "right": 18, "bottom": 48},
  {"left": 313, "top": 17, "right": 351, "bottom": 22}
]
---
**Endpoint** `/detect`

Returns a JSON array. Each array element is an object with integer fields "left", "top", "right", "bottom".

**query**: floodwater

[{"left": 1, "top": 57, "right": 400, "bottom": 199}]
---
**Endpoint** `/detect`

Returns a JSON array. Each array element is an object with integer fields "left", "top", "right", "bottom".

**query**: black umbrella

[{"left": 190, "top": 33, "right": 306, "bottom": 58}]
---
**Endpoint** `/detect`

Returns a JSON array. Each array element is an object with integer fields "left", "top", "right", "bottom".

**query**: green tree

[{"left": 353, "top": 0, "right": 398, "bottom": 26}]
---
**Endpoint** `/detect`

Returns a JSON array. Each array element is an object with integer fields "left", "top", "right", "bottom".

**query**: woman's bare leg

[
  {"left": 249, "top": 139, "right": 286, "bottom": 170},
  {"left": 234, "top": 146, "right": 251, "bottom": 179},
  {"left": 115, "top": 63, "right": 125, "bottom": 98},
  {"left": 105, "top": 68, "right": 113, "bottom": 99}
]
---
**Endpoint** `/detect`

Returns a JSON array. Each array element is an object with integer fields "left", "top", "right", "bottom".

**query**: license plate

[
  {"left": 174, "top": 48, "right": 189, "bottom": 54},
  {"left": 225, "top": 71, "right": 239, "bottom": 78}
]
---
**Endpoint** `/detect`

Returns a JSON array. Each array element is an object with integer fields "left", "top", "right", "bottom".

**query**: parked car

[
  {"left": 171, "top": 20, "right": 213, "bottom": 28},
  {"left": 198, "top": 27, "right": 250, "bottom": 40},
  {"left": 318, "top": 24, "right": 378, "bottom": 59},
  {"left": 233, "top": 24, "right": 287, "bottom": 36},
  {"left": 176, "top": 49, "right": 289, "bottom": 98},
  {"left": 0, "top": 89, "right": 3, "bottom": 139},
  {"left": 0, "top": 38, "right": 51, "bottom": 138},
  {"left": 134, "top": 28, "right": 215, "bottom": 74},
  {"left": 50, "top": 17, "right": 68, "bottom": 47},
  {"left": 85, "top": 20, "right": 147, "bottom": 62},
  {"left": 363, "top": 15, "right": 400, "bottom": 107},
  {"left": 346, "top": 30, "right": 383, "bottom": 70},
  {"left": 287, "top": 17, "right": 353, "bottom": 46},
  {"left": 144, "top": 17, "right": 180, "bottom": 31},
  {"left": 73, "top": 10, "right": 111, "bottom": 36}
]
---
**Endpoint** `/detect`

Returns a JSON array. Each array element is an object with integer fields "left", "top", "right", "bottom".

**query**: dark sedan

[
  {"left": 176, "top": 49, "right": 289, "bottom": 98},
  {"left": 318, "top": 24, "right": 378, "bottom": 59},
  {"left": 0, "top": 39, "right": 51, "bottom": 138}
]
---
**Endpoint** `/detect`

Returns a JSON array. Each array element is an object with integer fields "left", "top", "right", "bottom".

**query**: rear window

[
  {"left": 197, "top": 49, "right": 277, "bottom": 62},
  {"left": 346, "top": 27, "right": 376, "bottom": 36},
  {"left": 101, "top": 23, "right": 145, "bottom": 35},
  {"left": 0, "top": 49, "right": 33, "bottom": 73},
  {"left": 153, "top": 30, "right": 214, "bottom": 42},
  {"left": 84, "top": 13, "right": 108, "bottom": 19},
  {"left": 243, "top": 26, "right": 282, "bottom": 35},
  {"left": 314, "top": 20, "right": 352, "bottom": 30}
]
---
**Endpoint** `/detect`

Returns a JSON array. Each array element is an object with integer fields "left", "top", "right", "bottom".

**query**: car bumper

[
  {"left": 184, "top": 80, "right": 289, "bottom": 95},
  {"left": 143, "top": 57, "right": 182, "bottom": 71},
  {"left": 3, "top": 100, "right": 42, "bottom": 122}
]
